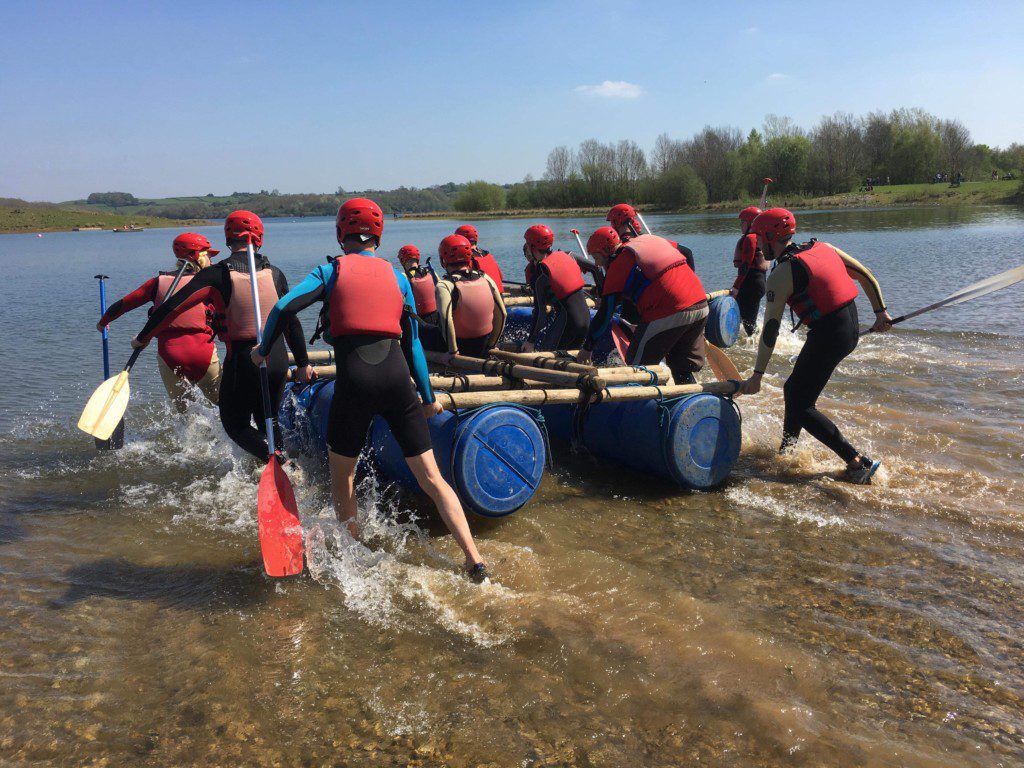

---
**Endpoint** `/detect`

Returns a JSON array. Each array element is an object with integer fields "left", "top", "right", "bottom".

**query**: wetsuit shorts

[{"left": 327, "top": 336, "right": 432, "bottom": 458}]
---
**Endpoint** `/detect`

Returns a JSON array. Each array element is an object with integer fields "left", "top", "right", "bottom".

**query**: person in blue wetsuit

[{"left": 251, "top": 198, "right": 488, "bottom": 582}]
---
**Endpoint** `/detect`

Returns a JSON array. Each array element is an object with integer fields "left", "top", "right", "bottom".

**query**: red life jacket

[
  {"left": 472, "top": 249, "right": 504, "bottom": 294},
  {"left": 786, "top": 241, "right": 859, "bottom": 325},
  {"left": 451, "top": 273, "right": 495, "bottom": 338},
  {"left": 154, "top": 273, "right": 209, "bottom": 333},
  {"left": 407, "top": 267, "right": 437, "bottom": 315},
  {"left": 328, "top": 254, "right": 404, "bottom": 338},
  {"left": 733, "top": 233, "right": 768, "bottom": 272},
  {"left": 541, "top": 250, "right": 585, "bottom": 300},
  {"left": 625, "top": 234, "right": 686, "bottom": 279},
  {"left": 224, "top": 269, "right": 278, "bottom": 341},
  {"left": 617, "top": 235, "right": 706, "bottom": 317}
]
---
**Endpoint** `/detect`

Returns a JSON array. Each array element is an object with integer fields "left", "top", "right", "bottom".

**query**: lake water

[{"left": 1, "top": 206, "right": 1023, "bottom": 766}]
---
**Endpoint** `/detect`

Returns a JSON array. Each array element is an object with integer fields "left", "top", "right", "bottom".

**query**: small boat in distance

[
  {"left": 72, "top": 226, "right": 104, "bottom": 231},
  {"left": 112, "top": 225, "right": 144, "bottom": 232}
]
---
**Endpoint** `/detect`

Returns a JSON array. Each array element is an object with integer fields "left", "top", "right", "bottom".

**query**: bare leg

[
  {"left": 405, "top": 450, "right": 483, "bottom": 567},
  {"left": 328, "top": 451, "right": 360, "bottom": 537}
]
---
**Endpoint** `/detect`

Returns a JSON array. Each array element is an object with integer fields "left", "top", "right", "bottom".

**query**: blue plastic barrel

[
  {"left": 280, "top": 383, "right": 545, "bottom": 517},
  {"left": 370, "top": 406, "right": 546, "bottom": 517},
  {"left": 704, "top": 295, "right": 741, "bottom": 348},
  {"left": 502, "top": 306, "right": 616, "bottom": 363},
  {"left": 541, "top": 393, "right": 741, "bottom": 488}
]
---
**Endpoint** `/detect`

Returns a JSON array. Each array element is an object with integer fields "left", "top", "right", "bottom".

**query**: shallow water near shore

[{"left": 1, "top": 206, "right": 1023, "bottom": 766}]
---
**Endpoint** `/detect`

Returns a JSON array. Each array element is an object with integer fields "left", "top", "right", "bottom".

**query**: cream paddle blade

[{"left": 78, "top": 370, "right": 131, "bottom": 440}]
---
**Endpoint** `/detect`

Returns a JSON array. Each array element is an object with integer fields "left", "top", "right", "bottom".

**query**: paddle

[
  {"left": 759, "top": 177, "right": 773, "bottom": 208},
  {"left": 245, "top": 239, "right": 304, "bottom": 578},
  {"left": 860, "top": 264, "right": 1024, "bottom": 336},
  {"left": 78, "top": 262, "right": 189, "bottom": 442},
  {"left": 705, "top": 342, "right": 741, "bottom": 383}
]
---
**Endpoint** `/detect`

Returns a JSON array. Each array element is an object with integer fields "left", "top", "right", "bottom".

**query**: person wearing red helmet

[
  {"left": 132, "top": 211, "right": 312, "bottom": 461},
  {"left": 521, "top": 224, "right": 589, "bottom": 352},
  {"left": 397, "top": 244, "right": 439, "bottom": 324},
  {"left": 578, "top": 232, "right": 709, "bottom": 384},
  {"left": 455, "top": 224, "right": 504, "bottom": 294},
  {"left": 434, "top": 234, "right": 506, "bottom": 358},
  {"left": 606, "top": 203, "right": 695, "bottom": 270},
  {"left": 98, "top": 233, "right": 221, "bottom": 408},
  {"left": 730, "top": 206, "right": 770, "bottom": 335},
  {"left": 738, "top": 208, "right": 893, "bottom": 484},
  {"left": 252, "top": 199, "right": 489, "bottom": 582}
]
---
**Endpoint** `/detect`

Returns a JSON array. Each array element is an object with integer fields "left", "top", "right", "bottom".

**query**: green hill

[{"left": 0, "top": 199, "right": 210, "bottom": 234}]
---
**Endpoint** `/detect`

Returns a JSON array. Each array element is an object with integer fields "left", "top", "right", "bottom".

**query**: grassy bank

[
  {"left": 0, "top": 200, "right": 210, "bottom": 234},
  {"left": 702, "top": 179, "right": 1020, "bottom": 212},
  {"left": 395, "top": 180, "right": 1022, "bottom": 220}
]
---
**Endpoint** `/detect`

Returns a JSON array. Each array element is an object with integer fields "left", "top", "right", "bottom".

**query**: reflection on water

[{"left": 1, "top": 207, "right": 1023, "bottom": 765}]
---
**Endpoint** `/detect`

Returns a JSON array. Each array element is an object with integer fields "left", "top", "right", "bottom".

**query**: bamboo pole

[
  {"left": 434, "top": 381, "right": 740, "bottom": 411},
  {"left": 503, "top": 295, "right": 596, "bottom": 309},
  {"left": 706, "top": 289, "right": 731, "bottom": 301},
  {"left": 297, "top": 364, "right": 669, "bottom": 388},
  {"left": 289, "top": 349, "right": 334, "bottom": 364},
  {"left": 489, "top": 348, "right": 598, "bottom": 374},
  {"left": 424, "top": 351, "right": 606, "bottom": 391}
]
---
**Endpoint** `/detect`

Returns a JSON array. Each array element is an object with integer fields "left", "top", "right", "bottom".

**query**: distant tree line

[
  {"left": 83, "top": 109, "right": 1023, "bottom": 217},
  {"left": 483, "top": 109, "right": 1023, "bottom": 212}
]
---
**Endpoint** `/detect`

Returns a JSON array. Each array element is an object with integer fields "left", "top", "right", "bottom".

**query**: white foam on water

[{"left": 725, "top": 485, "right": 849, "bottom": 528}]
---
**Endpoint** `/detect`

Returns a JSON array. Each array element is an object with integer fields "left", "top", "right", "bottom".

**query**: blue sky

[{"left": 2, "top": 0, "right": 1022, "bottom": 201}]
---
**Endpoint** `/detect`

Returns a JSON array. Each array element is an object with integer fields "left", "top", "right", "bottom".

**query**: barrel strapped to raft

[
  {"left": 369, "top": 403, "right": 548, "bottom": 518},
  {"left": 554, "top": 383, "right": 742, "bottom": 489},
  {"left": 705, "top": 295, "right": 741, "bottom": 348}
]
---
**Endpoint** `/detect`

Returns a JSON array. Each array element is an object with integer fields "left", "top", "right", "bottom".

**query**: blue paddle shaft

[{"left": 95, "top": 275, "right": 111, "bottom": 379}]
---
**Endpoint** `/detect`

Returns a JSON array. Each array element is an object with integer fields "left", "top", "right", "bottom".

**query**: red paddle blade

[
  {"left": 611, "top": 320, "right": 631, "bottom": 362},
  {"left": 257, "top": 455, "right": 304, "bottom": 577}
]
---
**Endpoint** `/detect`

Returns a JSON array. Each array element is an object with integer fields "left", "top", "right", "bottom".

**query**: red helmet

[
  {"left": 397, "top": 244, "right": 420, "bottom": 264},
  {"left": 336, "top": 197, "right": 384, "bottom": 244},
  {"left": 172, "top": 232, "right": 219, "bottom": 262},
  {"left": 454, "top": 224, "right": 479, "bottom": 245},
  {"left": 751, "top": 208, "right": 796, "bottom": 244},
  {"left": 439, "top": 234, "right": 473, "bottom": 268},
  {"left": 739, "top": 206, "right": 761, "bottom": 226},
  {"left": 586, "top": 227, "right": 620, "bottom": 258},
  {"left": 606, "top": 203, "right": 640, "bottom": 233},
  {"left": 224, "top": 210, "right": 264, "bottom": 247},
  {"left": 524, "top": 224, "right": 554, "bottom": 251}
]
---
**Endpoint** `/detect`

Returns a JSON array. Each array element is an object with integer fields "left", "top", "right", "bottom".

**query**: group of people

[{"left": 97, "top": 197, "right": 894, "bottom": 581}]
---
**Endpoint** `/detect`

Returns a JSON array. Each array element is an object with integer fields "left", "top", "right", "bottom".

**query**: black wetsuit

[
  {"left": 138, "top": 251, "right": 308, "bottom": 460},
  {"left": 327, "top": 333, "right": 432, "bottom": 458},
  {"left": 780, "top": 265, "right": 860, "bottom": 462},
  {"left": 528, "top": 271, "right": 590, "bottom": 352}
]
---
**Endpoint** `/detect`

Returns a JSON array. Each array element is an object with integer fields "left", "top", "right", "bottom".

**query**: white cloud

[
  {"left": 742, "top": 26, "right": 759, "bottom": 34},
  {"left": 574, "top": 80, "right": 644, "bottom": 99},
  {"left": 767, "top": 73, "right": 789, "bottom": 81}
]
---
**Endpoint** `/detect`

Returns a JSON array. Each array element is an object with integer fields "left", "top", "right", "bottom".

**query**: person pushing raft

[
  {"left": 98, "top": 233, "right": 221, "bottom": 409},
  {"left": 578, "top": 229, "right": 708, "bottom": 385},
  {"left": 251, "top": 198, "right": 489, "bottom": 582},
  {"left": 738, "top": 208, "right": 893, "bottom": 484},
  {"left": 730, "top": 206, "right": 770, "bottom": 336},
  {"left": 455, "top": 224, "right": 504, "bottom": 294},
  {"left": 521, "top": 224, "right": 589, "bottom": 353},
  {"left": 434, "top": 234, "right": 506, "bottom": 358},
  {"left": 397, "top": 244, "right": 438, "bottom": 325},
  {"left": 132, "top": 211, "right": 312, "bottom": 461}
]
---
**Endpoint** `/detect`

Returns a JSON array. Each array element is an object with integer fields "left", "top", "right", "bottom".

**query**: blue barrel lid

[
  {"left": 451, "top": 406, "right": 546, "bottom": 517},
  {"left": 705, "top": 295, "right": 741, "bottom": 349},
  {"left": 665, "top": 393, "right": 742, "bottom": 488}
]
